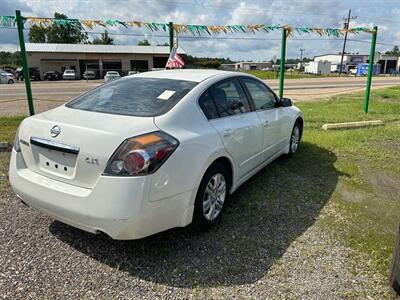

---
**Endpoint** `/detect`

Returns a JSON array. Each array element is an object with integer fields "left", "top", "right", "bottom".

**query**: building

[
  {"left": 221, "top": 61, "right": 273, "bottom": 71},
  {"left": 314, "top": 53, "right": 369, "bottom": 73},
  {"left": 26, "top": 43, "right": 185, "bottom": 79},
  {"left": 314, "top": 53, "right": 400, "bottom": 74},
  {"left": 379, "top": 54, "right": 400, "bottom": 74}
]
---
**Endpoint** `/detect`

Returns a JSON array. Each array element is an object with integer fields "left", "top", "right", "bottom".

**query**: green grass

[
  {"left": 246, "top": 70, "right": 340, "bottom": 80},
  {"left": 297, "top": 86, "right": 400, "bottom": 277},
  {"left": 0, "top": 116, "right": 25, "bottom": 143}
]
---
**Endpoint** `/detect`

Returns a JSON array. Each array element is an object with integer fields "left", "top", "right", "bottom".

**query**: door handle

[
  {"left": 263, "top": 120, "right": 270, "bottom": 127},
  {"left": 223, "top": 129, "right": 233, "bottom": 137}
]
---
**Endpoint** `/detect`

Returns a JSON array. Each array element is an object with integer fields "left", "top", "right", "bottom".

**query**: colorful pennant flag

[{"left": 0, "top": 14, "right": 376, "bottom": 37}]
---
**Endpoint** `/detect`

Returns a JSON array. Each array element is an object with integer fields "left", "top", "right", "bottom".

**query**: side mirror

[{"left": 280, "top": 97, "right": 292, "bottom": 107}]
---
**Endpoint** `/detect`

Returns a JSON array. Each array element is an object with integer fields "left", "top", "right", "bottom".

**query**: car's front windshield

[{"left": 66, "top": 77, "right": 197, "bottom": 117}]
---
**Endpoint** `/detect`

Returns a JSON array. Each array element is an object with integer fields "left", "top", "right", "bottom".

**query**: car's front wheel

[
  {"left": 288, "top": 121, "right": 302, "bottom": 155},
  {"left": 193, "top": 163, "right": 229, "bottom": 229},
  {"left": 8, "top": 79, "right": 14, "bottom": 84}
]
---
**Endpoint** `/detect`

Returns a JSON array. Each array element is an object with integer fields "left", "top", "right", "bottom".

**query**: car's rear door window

[
  {"left": 209, "top": 79, "right": 250, "bottom": 117},
  {"left": 199, "top": 91, "right": 219, "bottom": 119},
  {"left": 66, "top": 77, "right": 197, "bottom": 117}
]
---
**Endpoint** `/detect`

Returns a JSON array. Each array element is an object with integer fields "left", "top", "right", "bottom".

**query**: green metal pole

[
  {"left": 363, "top": 26, "right": 378, "bottom": 113},
  {"left": 16, "top": 10, "right": 35, "bottom": 116},
  {"left": 169, "top": 22, "right": 174, "bottom": 52},
  {"left": 279, "top": 28, "right": 287, "bottom": 99}
]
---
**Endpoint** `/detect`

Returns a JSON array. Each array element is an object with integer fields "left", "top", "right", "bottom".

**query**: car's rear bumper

[{"left": 9, "top": 149, "right": 194, "bottom": 240}]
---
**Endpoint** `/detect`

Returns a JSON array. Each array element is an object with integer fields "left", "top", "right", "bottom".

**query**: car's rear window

[{"left": 66, "top": 77, "right": 197, "bottom": 117}]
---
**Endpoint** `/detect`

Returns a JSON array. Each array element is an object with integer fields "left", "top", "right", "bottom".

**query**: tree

[
  {"left": 385, "top": 45, "right": 400, "bottom": 55},
  {"left": 11, "top": 51, "right": 21, "bottom": 65},
  {"left": 92, "top": 30, "right": 114, "bottom": 45},
  {"left": 0, "top": 51, "right": 22, "bottom": 69},
  {"left": 156, "top": 42, "right": 169, "bottom": 46},
  {"left": 181, "top": 54, "right": 235, "bottom": 68},
  {"left": 28, "top": 12, "right": 88, "bottom": 44},
  {"left": 137, "top": 39, "right": 151, "bottom": 46},
  {"left": 29, "top": 25, "right": 47, "bottom": 43}
]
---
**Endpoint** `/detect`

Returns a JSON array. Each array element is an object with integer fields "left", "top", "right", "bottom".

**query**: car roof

[{"left": 133, "top": 69, "right": 239, "bottom": 82}]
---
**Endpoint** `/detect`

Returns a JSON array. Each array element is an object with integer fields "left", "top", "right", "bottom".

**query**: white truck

[{"left": 305, "top": 61, "right": 331, "bottom": 75}]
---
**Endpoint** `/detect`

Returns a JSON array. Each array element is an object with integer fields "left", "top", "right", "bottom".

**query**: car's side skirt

[{"left": 231, "top": 146, "right": 287, "bottom": 193}]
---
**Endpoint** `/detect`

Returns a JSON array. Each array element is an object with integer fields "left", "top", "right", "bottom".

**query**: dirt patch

[{"left": 361, "top": 163, "right": 400, "bottom": 202}]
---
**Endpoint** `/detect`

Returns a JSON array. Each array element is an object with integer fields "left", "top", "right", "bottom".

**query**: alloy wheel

[
  {"left": 202, "top": 173, "right": 226, "bottom": 221},
  {"left": 291, "top": 126, "right": 300, "bottom": 153}
]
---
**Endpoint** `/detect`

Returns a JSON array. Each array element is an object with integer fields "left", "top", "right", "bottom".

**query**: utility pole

[
  {"left": 299, "top": 48, "right": 305, "bottom": 70},
  {"left": 339, "top": 9, "right": 357, "bottom": 76},
  {"left": 299, "top": 48, "right": 305, "bottom": 61}
]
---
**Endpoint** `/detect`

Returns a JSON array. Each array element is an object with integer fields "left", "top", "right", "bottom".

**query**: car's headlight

[
  {"left": 103, "top": 131, "right": 179, "bottom": 176},
  {"left": 13, "top": 127, "right": 21, "bottom": 152}
]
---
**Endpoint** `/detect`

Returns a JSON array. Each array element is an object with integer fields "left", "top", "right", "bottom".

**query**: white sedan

[
  {"left": 0, "top": 70, "right": 15, "bottom": 84},
  {"left": 104, "top": 71, "right": 121, "bottom": 83},
  {"left": 62, "top": 69, "right": 77, "bottom": 80},
  {"left": 9, "top": 70, "right": 303, "bottom": 240}
]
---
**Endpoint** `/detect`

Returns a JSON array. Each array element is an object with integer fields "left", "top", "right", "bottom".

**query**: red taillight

[
  {"left": 104, "top": 131, "right": 179, "bottom": 176},
  {"left": 123, "top": 150, "right": 148, "bottom": 174},
  {"left": 155, "top": 147, "right": 173, "bottom": 161}
]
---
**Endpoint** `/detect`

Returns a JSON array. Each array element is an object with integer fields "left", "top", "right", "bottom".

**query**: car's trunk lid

[{"left": 18, "top": 106, "right": 158, "bottom": 189}]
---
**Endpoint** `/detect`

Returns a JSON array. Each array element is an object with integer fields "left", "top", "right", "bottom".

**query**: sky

[{"left": 0, "top": 0, "right": 399, "bottom": 61}]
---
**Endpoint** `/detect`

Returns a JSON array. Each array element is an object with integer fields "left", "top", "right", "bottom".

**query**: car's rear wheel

[
  {"left": 288, "top": 121, "right": 301, "bottom": 155},
  {"left": 193, "top": 163, "right": 229, "bottom": 229},
  {"left": 8, "top": 79, "right": 14, "bottom": 84}
]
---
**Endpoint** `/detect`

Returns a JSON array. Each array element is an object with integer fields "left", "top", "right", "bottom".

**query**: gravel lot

[{"left": 0, "top": 144, "right": 394, "bottom": 299}]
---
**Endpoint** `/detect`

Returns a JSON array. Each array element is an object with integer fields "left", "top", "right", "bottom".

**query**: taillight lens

[{"left": 103, "top": 131, "right": 179, "bottom": 176}]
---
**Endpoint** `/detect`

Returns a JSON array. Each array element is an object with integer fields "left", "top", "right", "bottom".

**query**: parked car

[
  {"left": 2, "top": 67, "right": 15, "bottom": 75},
  {"left": 9, "top": 70, "right": 303, "bottom": 240},
  {"left": 104, "top": 71, "right": 121, "bottom": 82},
  {"left": 43, "top": 71, "right": 61, "bottom": 81},
  {"left": 83, "top": 70, "right": 96, "bottom": 80},
  {"left": 15, "top": 67, "right": 41, "bottom": 81},
  {"left": 63, "top": 69, "right": 77, "bottom": 80},
  {"left": 128, "top": 70, "right": 139, "bottom": 76},
  {"left": 348, "top": 68, "right": 357, "bottom": 75},
  {"left": 0, "top": 69, "right": 15, "bottom": 84}
]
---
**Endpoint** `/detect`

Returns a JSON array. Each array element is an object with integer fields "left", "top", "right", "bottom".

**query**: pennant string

[{"left": 0, "top": 15, "right": 375, "bottom": 37}]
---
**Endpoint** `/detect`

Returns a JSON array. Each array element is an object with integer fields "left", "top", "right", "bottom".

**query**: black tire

[
  {"left": 8, "top": 79, "right": 14, "bottom": 84},
  {"left": 288, "top": 120, "right": 302, "bottom": 156},
  {"left": 192, "top": 162, "right": 230, "bottom": 229}
]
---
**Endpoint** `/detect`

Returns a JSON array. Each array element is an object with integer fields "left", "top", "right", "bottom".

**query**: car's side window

[
  {"left": 242, "top": 78, "right": 277, "bottom": 110},
  {"left": 199, "top": 91, "right": 219, "bottom": 120},
  {"left": 210, "top": 79, "right": 250, "bottom": 117}
]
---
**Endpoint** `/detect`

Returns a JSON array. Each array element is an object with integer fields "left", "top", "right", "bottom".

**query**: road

[{"left": 0, "top": 76, "right": 399, "bottom": 115}]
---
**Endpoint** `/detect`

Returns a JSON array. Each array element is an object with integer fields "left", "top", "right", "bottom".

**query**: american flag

[{"left": 165, "top": 47, "right": 185, "bottom": 69}]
